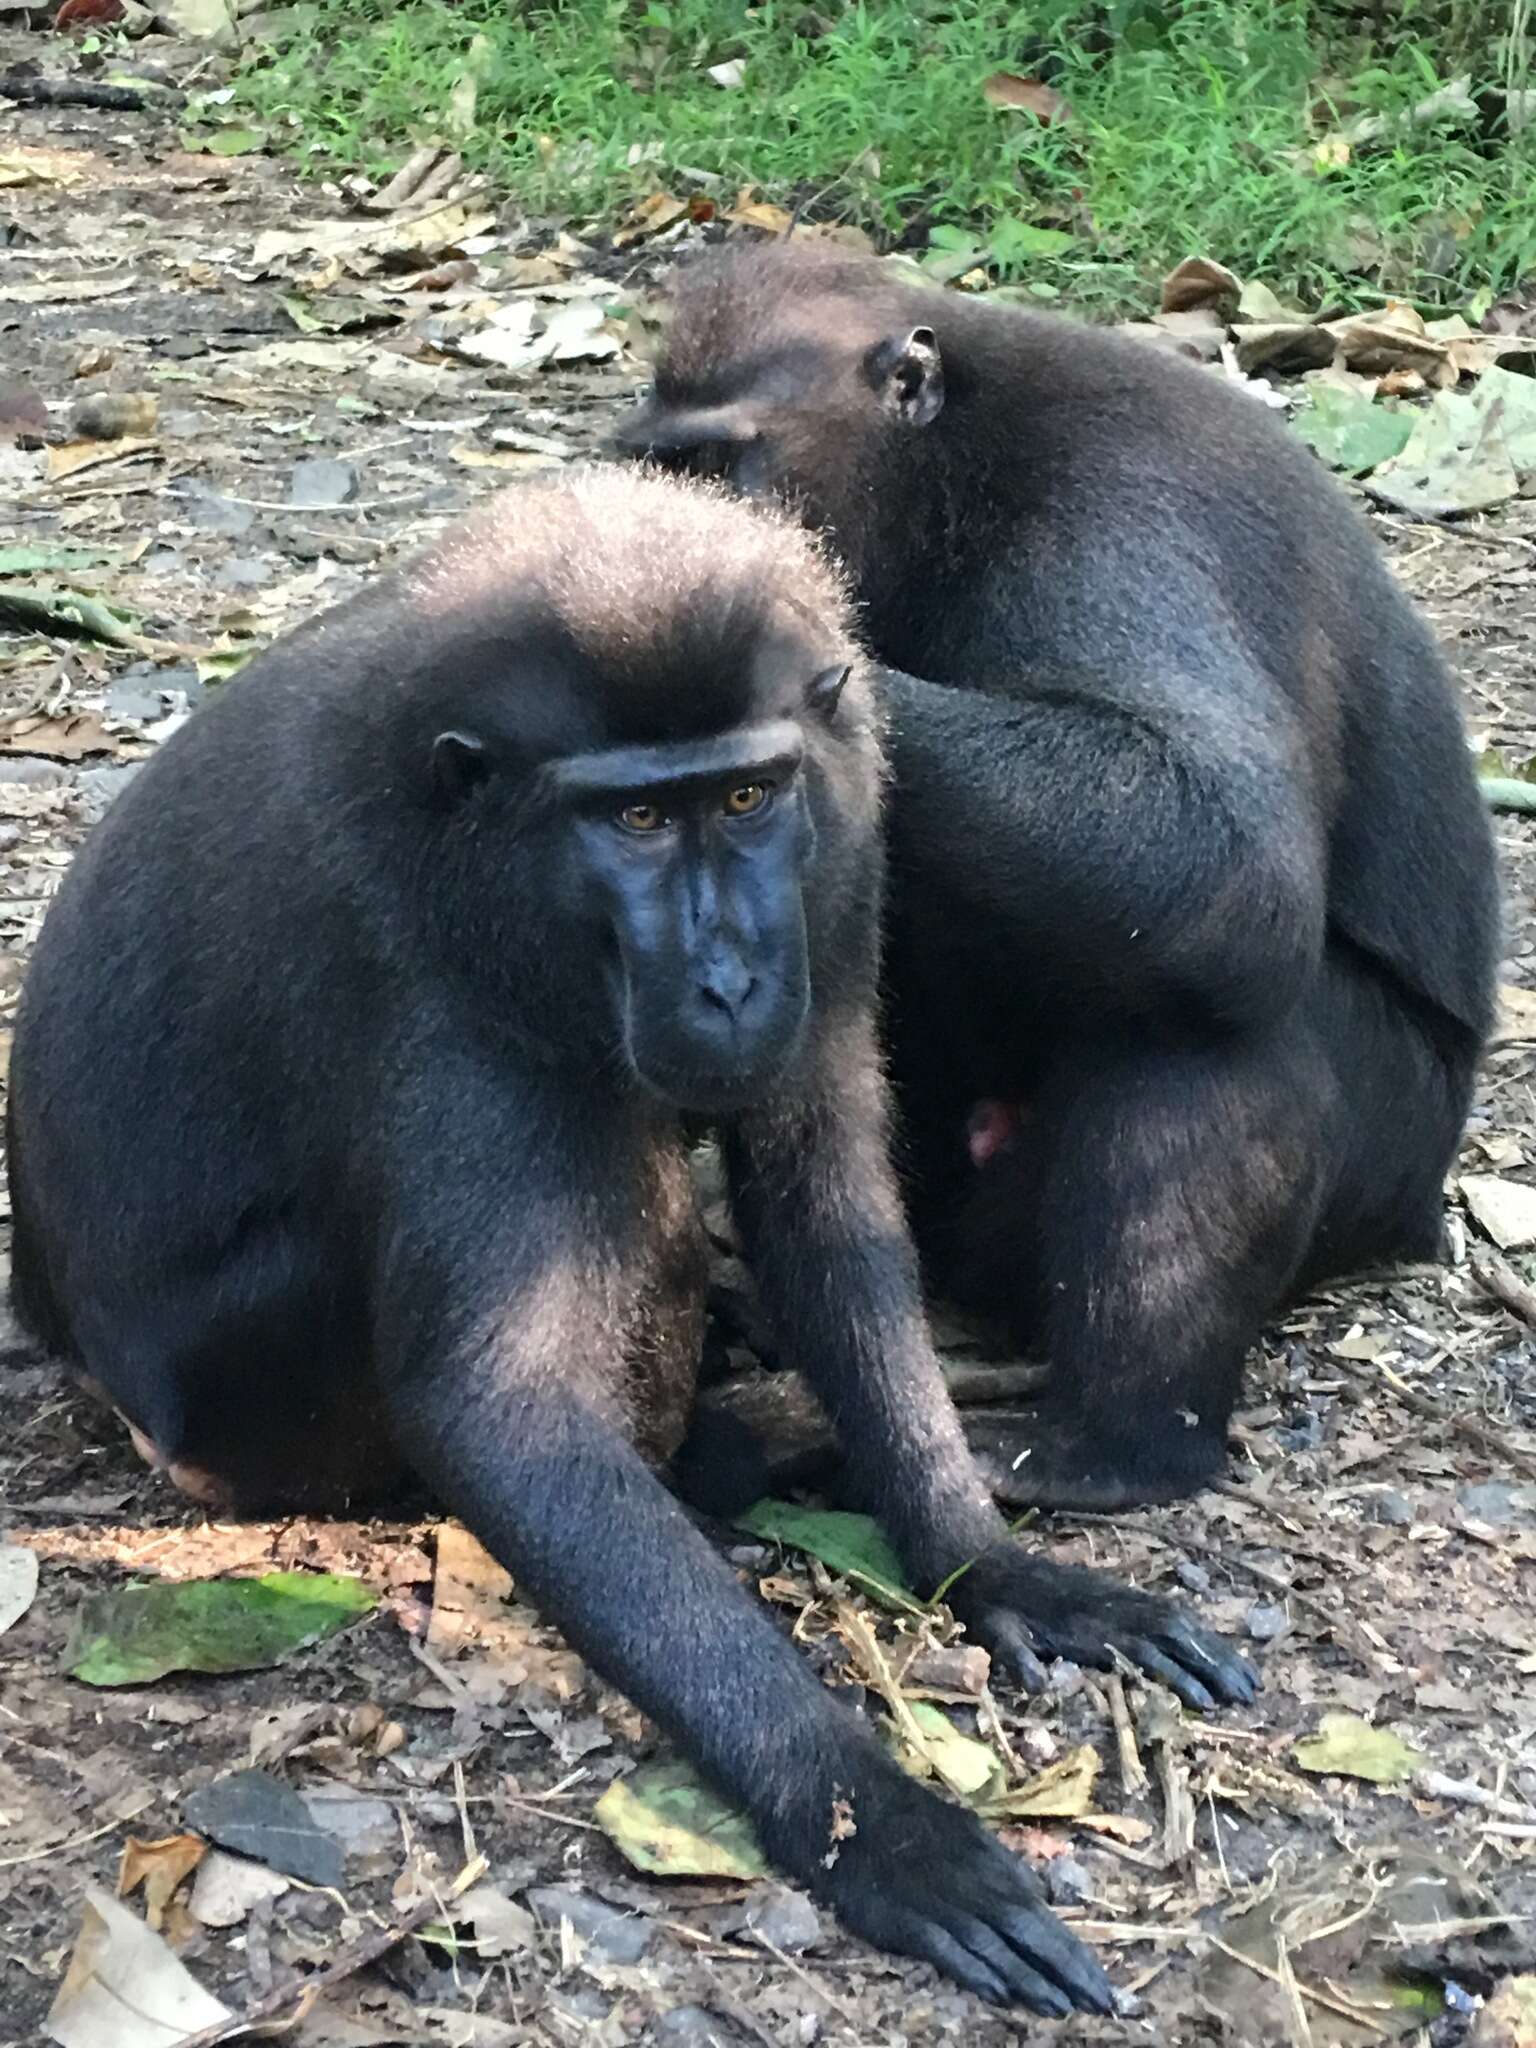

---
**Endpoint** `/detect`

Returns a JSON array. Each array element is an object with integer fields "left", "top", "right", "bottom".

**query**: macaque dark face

[{"left": 425, "top": 651, "right": 854, "bottom": 1116}]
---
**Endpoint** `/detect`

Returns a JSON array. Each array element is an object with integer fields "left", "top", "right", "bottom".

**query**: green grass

[{"left": 226, "top": 0, "right": 1536, "bottom": 316}]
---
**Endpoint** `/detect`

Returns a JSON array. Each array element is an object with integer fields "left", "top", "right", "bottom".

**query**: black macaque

[
  {"left": 617, "top": 242, "right": 1502, "bottom": 1513},
  {"left": 8, "top": 469, "right": 1256, "bottom": 2016}
]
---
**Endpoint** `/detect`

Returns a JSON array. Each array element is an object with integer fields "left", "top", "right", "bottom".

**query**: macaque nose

[{"left": 697, "top": 957, "right": 758, "bottom": 1022}]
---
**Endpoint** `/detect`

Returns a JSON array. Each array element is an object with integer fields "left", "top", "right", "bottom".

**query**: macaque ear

[
  {"left": 432, "top": 729, "right": 488, "bottom": 804},
  {"left": 807, "top": 664, "right": 852, "bottom": 721},
  {"left": 864, "top": 325, "right": 944, "bottom": 426}
]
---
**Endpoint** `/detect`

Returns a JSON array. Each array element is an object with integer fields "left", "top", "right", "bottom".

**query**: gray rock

[
  {"left": 1044, "top": 1856, "right": 1091, "bottom": 1906},
  {"left": 1457, "top": 1480, "right": 1533, "bottom": 1525},
  {"left": 302, "top": 1787, "right": 398, "bottom": 1872},
  {"left": 178, "top": 485, "right": 256, "bottom": 535},
  {"left": 286, "top": 457, "right": 358, "bottom": 509},
  {"left": 212, "top": 555, "right": 275, "bottom": 592},
  {"left": 1373, "top": 1490, "right": 1414, "bottom": 1527},
  {"left": 527, "top": 1885, "right": 652, "bottom": 1964},
  {"left": 652, "top": 2009, "right": 740, "bottom": 2047},
  {"left": 1245, "top": 1601, "right": 1289, "bottom": 1642},
  {"left": 0, "top": 756, "right": 70, "bottom": 788},
  {"left": 76, "top": 762, "right": 144, "bottom": 822},
  {"left": 1174, "top": 1559, "right": 1212, "bottom": 1595},
  {"left": 743, "top": 1884, "right": 822, "bottom": 1953},
  {"left": 103, "top": 686, "right": 165, "bottom": 723}
]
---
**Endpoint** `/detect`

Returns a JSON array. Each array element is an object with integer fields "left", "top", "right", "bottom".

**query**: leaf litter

[{"left": 0, "top": 58, "right": 1535, "bottom": 2048}]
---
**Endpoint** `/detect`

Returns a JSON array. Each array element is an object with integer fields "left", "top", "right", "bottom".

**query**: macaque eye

[
  {"left": 723, "top": 783, "right": 770, "bottom": 818},
  {"left": 617, "top": 801, "right": 671, "bottom": 834}
]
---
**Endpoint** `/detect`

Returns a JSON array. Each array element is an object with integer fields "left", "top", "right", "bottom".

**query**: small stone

[
  {"left": 1245, "top": 1602, "right": 1289, "bottom": 1642},
  {"left": 104, "top": 685, "right": 165, "bottom": 723},
  {"left": 1274, "top": 1409, "right": 1324, "bottom": 1452},
  {"left": 527, "top": 1885, "right": 651, "bottom": 1964},
  {"left": 1457, "top": 1481, "right": 1531, "bottom": 1526},
  {"left": 76, "top": 762, "right": 143, "bottom": 822},
  {"left": 1044, "top": 1857, "right": 1090, "bottom": 1906},
  {"left": 1174, "top": 1559, "right": 1212, "bottom": 1595},
  {"left": 654, "top": 2009, "right": 741, "bottom": 2047},
  {"left": 188, "top": 1849, "right": 290, "bottom": 1928},
  {"left": 302, "top": 1787, "right": 399, "bottom": 1873},
  {"left": 726, "top": 1544, "right": 768, "bottom": 1568},
  {"left": 286, "top": 456, "right": 358, "bottom": 510},
  {"left": 1372, "top": 1490, "right": 1414, "bottom": 1527},
  {"left": 212, "top": 555, "right": 274, "bottom": 592},
  {"left": 178, "top": 486, "right": 256, "bottom": 536},
  {"left": 1462, "top": 1174, "right": 1536, "bottom": 1251},
  {"left": 0, "top": 756, "right": 70, "bottom": 788},
  {"left": 744, "top": 1885, "right": 822, "bottom": 1953}
]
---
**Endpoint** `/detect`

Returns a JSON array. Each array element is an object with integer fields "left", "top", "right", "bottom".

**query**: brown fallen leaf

[
  {"left": 725, "top": 189, "right": 796, "bottom": 235},
  {"left": 1159, "top": 255, "right": 1241, "bottom": 316},
  {"left": 117, "top": 1834, "right": 207, "bottom": 1931},
  {"left": 0, "top": 712, "right": 120, "bottom": 760},
  {"left": 613, "top": 192, "right": 690, "bottom": 248},
  {"left": 1493, "top": 982, "right": 1536, "bottom": 1045},
  {"left": 46, "top": 436, "right": 158, "bottom": 483},
  {"left": 981, "top": 71, "right": 1072, "bottom": 122}
]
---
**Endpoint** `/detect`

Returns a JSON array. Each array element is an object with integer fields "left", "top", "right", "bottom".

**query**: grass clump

[{"left": 230, "top": 0, "right": 1536, "bottom": 315}]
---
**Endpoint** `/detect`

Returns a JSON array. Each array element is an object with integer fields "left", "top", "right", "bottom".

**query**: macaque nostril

[{"left": 698, "top": 968, "right": 757, "bottom": 1021}]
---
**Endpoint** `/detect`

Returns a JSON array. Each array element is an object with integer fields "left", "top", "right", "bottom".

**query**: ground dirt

[{"left": 2, "top": 38, "right": 1535, "bottom": 2048}]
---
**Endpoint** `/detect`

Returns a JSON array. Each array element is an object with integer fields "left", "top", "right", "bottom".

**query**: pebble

[
  {"left": 653, "top": 2008, "right": 740, "bottom": 2046},
  {"left": 1044, "top": 1856, "right": 1091, "bottom": 1906},
  {"left": 743, "top": 1885, "right": 822, "bottom": 1953},
  {"left": 1, "top": 756, "right": 70, "bottom": 788},
  {"left": 76, "top": 762, "right": 143, "bottom": 823},
  {"left": 287, "top": 456, "right": 358, "bottom": 509},
  {"left": 1174, "top": 1559, "right": 1212, "bottom": 1595},
  {"left": 302, "top": 1787, "right": 399, "bottom": 1873},
  {"left": 527, "top": 1885, "right": 652, "bottom": 1964},
  {"left": 1372, "top": 1490, "right": 1415, "bottom": 1527},
  {"left": 1457, "top": 1480, "right": 1533, "bottom": 1525},
  {"left": 1245, "top": 1601, "right": 1289, "bottom": 1642}
]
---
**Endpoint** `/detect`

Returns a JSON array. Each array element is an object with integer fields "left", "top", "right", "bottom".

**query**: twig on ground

[
  {"left": 1207, "top": 1936, "right": 1386, "bottom": 2035},
  {"left": 1336, "top": 1350, "right": 1536, "bottom": 1481},
  {"left": 178, "top": 1854, "right": 487, "bottom": 2046},
  {"left": 1104, "top": 1675, "right": 1149, "bottom": 1799},
  {"left": 1471, "top": 1249, "right": 1536, "bottom": 1330}
]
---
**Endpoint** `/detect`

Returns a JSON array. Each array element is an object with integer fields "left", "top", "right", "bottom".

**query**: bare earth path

[{"left": 1, "top": 50, "right": 1535, "bottom": 2048}]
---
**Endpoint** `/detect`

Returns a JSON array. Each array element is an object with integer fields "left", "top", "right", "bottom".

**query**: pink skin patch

[{"left": 967, "top": 1098, "right": 1027, "bottom": 1168}]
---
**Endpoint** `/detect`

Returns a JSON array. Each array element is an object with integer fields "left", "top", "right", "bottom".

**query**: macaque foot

[
  {"left": 945, "top": 1542, "right": 1258, "bottom": 1711},
  {"left": 964, "top": 1405, "right": 1226, "bottom": 1513},
  {"left": 817, "top": 1766, "right": 1113, "bottom": 2014}
]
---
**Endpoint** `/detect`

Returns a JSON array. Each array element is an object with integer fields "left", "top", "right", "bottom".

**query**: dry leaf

[
  {"left": 981, "top": 72, "right": 1072, "bottom": 122},
  {"left": 187, "top": 1849, "right": 291, "bottom": 1928},
  {"left": 613, "top": 193, "right": 689, "bottom": 248},
  {"left": 1159, "top": 256, "right": 1241, "bottom": 316},
  {"left": 117, "top": 1835, "right": 207, "bottom": 1931},
  {"left": 46, "top": 437, "right": 158, "bottom": 483},
  {"left": 0, "top": 1544, "right": 39, "bottom": 1635},
  {"left": 1462, "top": 1173, "right": 1536, "bottom": 1250},
  {"left": 725, "top": 196, "right": 796, "bottom": 235},
  {"left": 1493, "top": 983, "right": 1536, "bottom": 1045},
  {"left": 983, "top": 1744, "right": 1102, "bottom": 1819},
  {"left": 46, "top": 1888, "right": 230, "bottom": 2047},
  {"left": 0, "top": 275, "right": 134, "bottom": 306},
  {"left": 0, "top": 713, "right": 120, "bottom": 760}
]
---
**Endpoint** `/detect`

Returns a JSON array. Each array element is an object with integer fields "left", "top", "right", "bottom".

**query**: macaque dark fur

[
  {"left": 620, "top": 242, "right": 1502, "bottom": 1512},
  {"left": 9, "top": 468, "right": 1254, "bottom": 2016}
]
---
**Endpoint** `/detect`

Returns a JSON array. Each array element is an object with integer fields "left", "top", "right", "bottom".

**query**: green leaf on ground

[
  {"left": 734, "top": 1499, "right": 922, "bottom": 1612},
  {"left": 0, "top": 584, "right": 142, "bottom": 647},
  {"left": 979, "top": 1742, "right": 1103, "bottom": 1818},
  {"left": 1293, "top": 384, "right": 1412, "bottom": 474},
  {"left": 0, "top": 545, "right": 122, "bottom": 576},
  {"left": 64, "top": 1571, "right": 376, "bottom": 1686},
  {"left": 1292, "top": 1712, "right": 1425, "bottom": 1784},
  {"left": 593, "top": 1759, "right": 768, "bottom": 1880},
  {"left": 897, "top": 1700, "right": 1005, "bottom": 1802}
]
